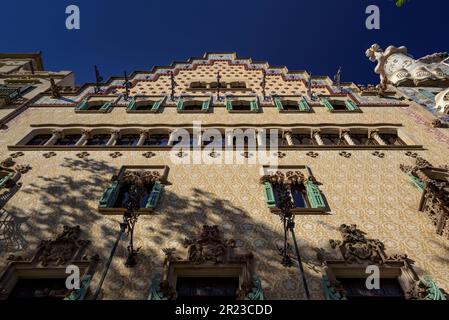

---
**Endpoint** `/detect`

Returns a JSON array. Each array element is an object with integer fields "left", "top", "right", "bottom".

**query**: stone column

[
  {"left": 226, "top": 129, "right": 234, "bottom": 148},
  {"left": 137, "top": 130, "right": 149, "bottom": 146},
  {"left": 44, "top": 130, "right": 62, "bottom": 146},
  {"left": 76, "top": 130, "right": 91, "bottom": 146},
  {"left": 369, "top": 129, "right": 386, "bottom": 145},
  {"left": 196, "top": 131, "right": 203, "bottom": 147},
  {"left": 107, "top": 130, "right": 120, "bottom": 146},
  {"left": 341, "top": 129, "right": 355, "bottom": 146},
  {"left": 167, "top": 129, "right": 176, "bottom": 146},
  {"left": 257, "top": 129, "right": 266, "bottom": 147},
  {"left": 284, "top": 130, "right": 294, "bottom": 146},
  {"left": 312, "top": 129, "right": 324, "bottom": 146}
]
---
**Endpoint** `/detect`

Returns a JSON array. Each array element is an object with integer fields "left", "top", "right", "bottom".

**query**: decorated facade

[{"left": 0, "top": 49, "right": 448, "bottom": 300}]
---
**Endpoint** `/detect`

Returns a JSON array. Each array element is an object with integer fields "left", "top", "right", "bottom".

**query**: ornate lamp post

[
  {"left": 94, "top": 65, "right": 104, "bottom": 94},
  {"left": 169, "top": 71, "right": 177, "bottom": 101},
  {"left": 123, "top": 71, "right": 132, "bottom": 101},
  {"left": 274, "top": 179, "right": 311, "bottom": 300},
  {"left": 261, "top": 69, "right": 267, "bottom": 101},
  {"left": 216, "top": 71, "right": 222, "bottom": 101},
  {"left": 121, "top": 171, "right": 150, "bottom": 268}
]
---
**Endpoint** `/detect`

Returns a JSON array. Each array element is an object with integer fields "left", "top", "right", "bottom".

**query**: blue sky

[{"left": 1, "top": 0, "right": 446, "bottom": 85}]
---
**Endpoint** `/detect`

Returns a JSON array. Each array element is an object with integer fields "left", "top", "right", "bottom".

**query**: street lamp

[{"left": 275, "top": 182, "right": 311, "bottom": 300}]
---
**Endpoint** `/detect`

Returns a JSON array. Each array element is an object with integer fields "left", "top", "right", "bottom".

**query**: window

[
  {"left": 274, "top": 98, "right": 310, "bottom": 112},
  {"left": 337, "top": 278, "right": 405, "bottom": 300},
  {"left": 176, "top": 277, "right": 239, "bottom": 300},
  {"left": 265, "top": 133, "right": 287, "bottom": 146},
  {"left": 177, "top": 98, "right": 210, "bottom": 113},
  {"left": 85, "top": 134, "right": 111, "bottom": 146},
  {"left": 350, "top": 134, "right": 377, "bottom": 146},
  {"left": 261, "top": 167, "right": 326, "bottom": 212},
  {"left": 204, "top": 135, "right": 225, "bottom": 147},
  {"left": 320, "top": 133, "right": 346, "bottom": 146},
  {"left": 210, "top": 82, "right": 227, "bottom": 89},
  {"left": 173, "top": 134, "right": 198, "bottom": 147},
  {"left": 55, "top": 134, "right": 82, "bottom": 146},
  {"left": 379, "top": 133, "right": 405, "bottom": 146},
  {"left": 26, "top": 134, "right": 52, "bottom": 146},
  {"left": 229, "top": 82, "right": 246, "bottom": 89},
  {"left": 75, "top": 99, "right": 114, "bottom": 112},
  {"left": 127, "top": 97, "right": 164, "bottom": 112},
  {"left": 226, "top": 99, "right": 259, "bottom": 112},
  {"left": 322, "top": 98, "right": 360, "bottom": 112},
  {"left": 143, "top": 134, "right": 170, "bottom": 146},
  {"left": 99, "top": 167, "right": 167, "bottom": 213},
  {"left": 291, "top": 134, "right": 315, "bottom": 146},
  {"left": 8, "top": 279, "right": 70, "bottom": 300},
  {"left": 115, "top": 134, "right": 140, "bottom": 146},
  {"left": 190, "top": 82, "right": 208, "bottom": 89}
]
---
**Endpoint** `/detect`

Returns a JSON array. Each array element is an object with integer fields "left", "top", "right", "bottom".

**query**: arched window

[
  {"left": 55, "top": 134, "right": 82, "bottom": 146},
  {"left": 26, "top": 134, "right": 52, "bottom": 146},
  {"left": 115, "top": 134, "right": 140, "bottom": 146},
  {"left": 85, "top": 134, "right": 111, "bottom": 146}
]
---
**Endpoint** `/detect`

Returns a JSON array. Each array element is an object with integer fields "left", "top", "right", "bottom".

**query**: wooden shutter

[
  {"left": 274, "top": 98, "right": 284, "bottom": 110},
  {"left": 202, "top": 99, "right": 211, "bottom": 112},
  {"left": 345, "top": 100, "right": 359, "bottom": 111},
  {"left": 177, "top": 99, "right": 184, "bottom": 111},
  {"left": 152, "top": 99, "right": 163, "bottom": 111},
  {"left": 322, "top": 98, "right": 334, "bottom": 111},
  {"left": 100, "top": 101, "right": 113, "bottom": 112},
  {"left": 226, "top": 99, "right": 233, "bottom": 111},
  {"left": 99, "top": 181, "right": 121, "bottom": 208},
  {"left": 127, "top": 97, "right": 137, "bottom": 111},
  {"left": 0, "top": 172, "right": 14, "bottom": 188},
  {"left": 64, "top": 275, "right": 93, "bottom": 300},
  {"left": 263, "top": 182, "right": 277, "bottom": 208},
  {"left": 408, "top": 173, "right": 425, "bottom": 192},
  {"left": 146, "top": 181, "right": 162, "bottom": 209},
  {"left": 305, "top": 181, "right": 326, "bottom": 208},
  {"left": 250, "top": 100, "right": 259, "bottom": 112},
  {"left": 299, "top": 99, "right": 310, "bottom": 111},
  {"left": 75, "top": 99, "right": 89, "bottom": 111}
]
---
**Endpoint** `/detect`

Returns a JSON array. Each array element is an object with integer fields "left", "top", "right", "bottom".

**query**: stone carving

[
  {"left": 366, "top": 44, "right": 449, "bottom": 88},
  {"left": 183, "top": 225, "right": 236, "bottom": 264},
  {"left": 435, "top": 87, "right": 449, "bottom": 115},
  {"left": 329, "top": 224, "right": 388, "bottom": 264},
  {"left": 37, "top": 225, "right": 90, "bottom": 266},
  {"left": 260, "top": 170, "right": 306, "bottom": 186}
]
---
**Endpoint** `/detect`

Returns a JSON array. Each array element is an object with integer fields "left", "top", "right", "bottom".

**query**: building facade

[{"left": 0, "top": 47, "right": 448, "bottom": 300}]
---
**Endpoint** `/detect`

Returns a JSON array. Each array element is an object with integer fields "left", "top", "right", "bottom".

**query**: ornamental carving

[
  {"left": 329, "top": 224, "right": 389, "bottom": 264},
  {"left": 260, "top": 170, "right": 306, "bottom": 186},
  {"left": 182, "top": 225, "right": 236, "bottom": 264},
  {"left": 154, "top": 225, "right": 261, "bottom": 301},
  {"left": 400, "top": 157, "right": 449, "bottom": 239},
  {"left": 36, "top": 225, "right": 91, "bottom": 266}
]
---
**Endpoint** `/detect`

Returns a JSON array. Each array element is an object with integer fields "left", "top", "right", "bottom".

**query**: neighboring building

[
  {"left": 0, "top": 50, "right": 448, "bottom": 300},
  {"left": 0, "top": 52, "right": 74, "bottom": 127}
]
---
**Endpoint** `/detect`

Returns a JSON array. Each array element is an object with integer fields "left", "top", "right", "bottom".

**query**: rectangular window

[
  {"left": 322, "top": 98, "right": 360, "bottom": 112},
  {"left": 8, "top": 279, "right": 70, "bottom": 300},
  {"left": 226, "top": 98, "right": 258, "bottom": 112},
  {"left": 337, "top": 278, "right": 405, "bottom": 300},
  {"left": 274, "top": 97, "right": 310, "bottom": 112},
  {"left": 176, "top": 277, "right": 239, "bottom": 300},
  {"left": 75, "top": 98, "right": 114, "bottom": 113},
  {"left": 127, "top": 97, "right": 164, "bottom": 112}
]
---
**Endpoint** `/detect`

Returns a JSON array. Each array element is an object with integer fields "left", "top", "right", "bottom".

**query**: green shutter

[
  {"left": 226, "top": 99, "right": 233, "bottom": 111},
  {"left": 152, "top": 99, "right": 163, "bottom": 111},
  {"left": 299, "top": 99, "right": 310, "bottom": 111},
  {"left": 100, "top": 101, "right": 113, "bottom": 112},
  {"left": 64, "top": 275, "right": 92, "bottom": 300},
  {"left": 323, "top": 276, "right": 345, "bottom": 300},
  {"left": 75, "top": 99, "right": 89, "bottom": 111},
  {"left": 146, "top": 181, "right": 162, "bottom": 209},
  {"left": 99, "top": 181, "right": 121, "bottom": 208},
  {"left": 422, "top": 275, "right": 447, "bottom": 300},
  {"left": 127, "top": 97, "right": 137, "bottom": 111},
  {"left": 345, "top": 100, "right": 359, "bottom": 111},
  {"left": 250, "top": 100, "right": 259, "bottom": 112},
  {"left": 408, "top": 173, "right": 425, "bottom": 192},
  {"left": 274, "top": 98, "right": 284, "bottom": 110},
  {"left": 177, "top": 99, "right": 184, "bottom": 111},
  {"left": 202, "top": 99, "right": 211, "bottom": 112},
  {"left": 322, "top": 98, "right": 334, "bottom": 111},
  {"left": 419, "top": 90, "right": 436, "bottom": 101},
  {"left": 264, "top": 182, "right": 277, "bottom": 208},
  {"left": 0, "top": 173, "right": 14, "bottom": 188},
  {"left": 305, "top": 180, "right": 326, "bottom": 209}
]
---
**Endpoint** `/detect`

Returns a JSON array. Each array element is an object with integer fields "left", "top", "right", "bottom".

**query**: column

[
  {"left": 107, "top": 130, "right": 120, "bottom": 146},
  {"left": 312, "top": 129, "right": 324, "bottom": 146},
  {"left": 257, "top": 129, "right": 266, "bottom": 147},
  {"left": 341, "top": 129, "right": 355, "bottom": 146},
  {"left": 167, "top": 129, "right": 176, "bottom": 146},
  {"left": 137, "top": 130, "right": 148, "bottom": 146},
  {"left": 226, "top": 129, "right": 234, "bottom": 148},
  {"left": 369, "top": 129, "right": 386, "bottom": 146},
  {"left": 197, "top": 131, "right": 203, "bottom": 148},
  {"left": 44, "top": 130, "right": 62, "bottom": 146},
  {"left": 75, "top": 130, "right": 91, "bottom": 146},
  {"left": 284, "top": 130, "right": 294, "bottom": 146}
]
